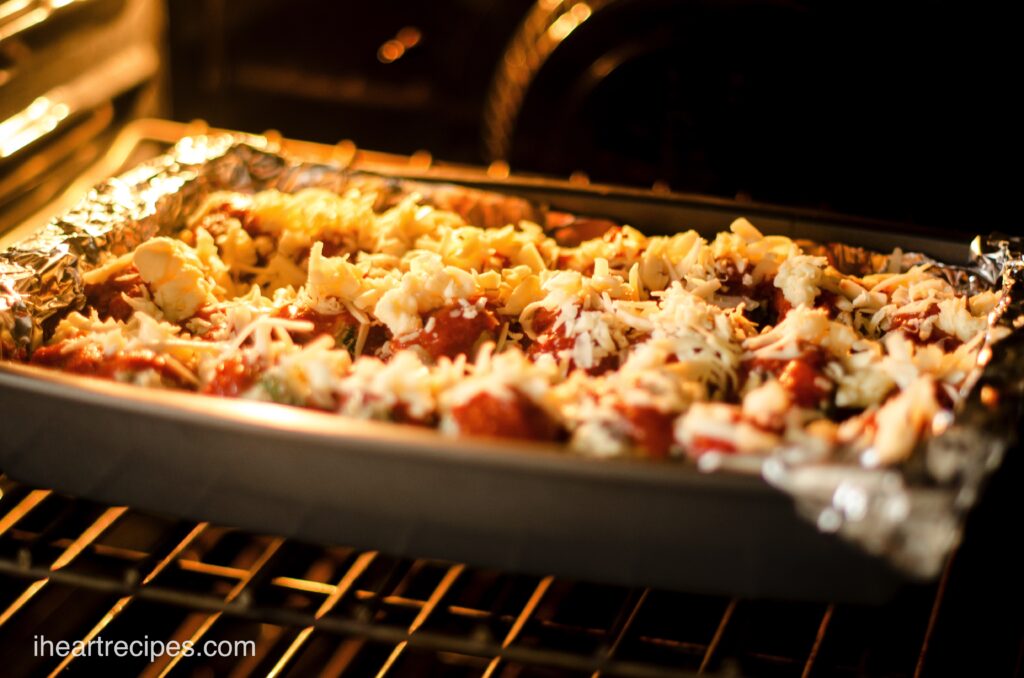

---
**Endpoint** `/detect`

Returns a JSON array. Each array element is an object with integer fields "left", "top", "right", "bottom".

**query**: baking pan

[
  {"left": 0, "top": 362, "right": 907, "bottom": 603},
  {"left": 0, "top": 121, "right": 1019, "bottom": 603}
]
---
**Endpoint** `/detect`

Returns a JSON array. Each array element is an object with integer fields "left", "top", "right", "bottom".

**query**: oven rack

[{"left": 0, "top": 475, "right": 962, "bottom": 677}]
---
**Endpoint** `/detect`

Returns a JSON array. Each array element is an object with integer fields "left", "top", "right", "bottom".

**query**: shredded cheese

[{"left": 24, "top": 184, "right": 1001, "bottom": 467}]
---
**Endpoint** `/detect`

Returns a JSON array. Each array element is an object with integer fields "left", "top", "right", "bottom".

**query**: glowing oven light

[
  {"left": 546, "top": 3, "right": 592, "bottom": 43},
  {"left": 378, "top": 26, "right": 423, "bottom": 64}
]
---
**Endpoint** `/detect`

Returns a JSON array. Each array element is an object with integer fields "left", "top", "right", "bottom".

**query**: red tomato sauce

[
  {"left": 748, "top": 348, "right": 832, "bottom": 408},
  {"left": 205, "top": 198, "right": 253, "bottom": 226},
  {"left": 529, "top": 307, "right": 559, "bottom": 335},
  {"left": 770, "top": 285, "right": 794, "bottom": 319},
  {"left": 890, "top": 304, "right": 962, "bottom": 349},
  {"left": 777, "top": 358, "right": 831, "bottom": 408},
  {"left": 202, "top": 354, "right": 262, "bottom": 397},
  {"left": 450, "top": 390, "right": 562, "bottom": 442},
  {"left": 526, "top": 334, "right": 618, "bottom": 376},
  {"left": 615, "top": 404, "right": 676, "bottom": 458},
  {"left": 31, "top": 341, "right": 190, "bottom": 388},
  {"left": 393, "top": 303, "right": 499, "bottom": 360},
  {"left": 685, "top": 435, "right": 738, "bottom": 458},
  {"left": 84, "top": 266, "right": 146, "bottom": 322},
  {"left": 31, "top": 341, "right": 104, "bottom": 374},
  {"left": 526, "top": 308, "right": 618, "bottom": 376}
]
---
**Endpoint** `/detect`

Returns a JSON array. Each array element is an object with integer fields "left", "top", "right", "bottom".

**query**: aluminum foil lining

[
  {"left": 0, "top": 134, "right": 542, "bottom": 358},
  {"left": 761, "top": 233, "right": 1024, "bottom": 577},
  {"left": 1, "top": 134, "right": 1021, "bottom": 578}
]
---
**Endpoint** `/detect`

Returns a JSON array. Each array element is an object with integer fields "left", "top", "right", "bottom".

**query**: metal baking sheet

[
  {"left": 1, "top": 122, "right": 1020, "bottom": 603},
  {"left": 0, "top": 362, "right": 907, "bottom": 602}
]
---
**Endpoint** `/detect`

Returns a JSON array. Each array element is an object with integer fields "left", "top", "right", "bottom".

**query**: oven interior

[
  {"left": 0, "top": 122, "right": 1021, "bottom": 678},
  {"left": 1, "top": 1, "right": 1023, "bottom": 676}
]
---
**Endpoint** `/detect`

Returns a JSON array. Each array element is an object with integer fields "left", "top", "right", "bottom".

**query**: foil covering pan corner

[
  {"left": 764, "top": 233, "right": 1024, "bottom": 577},
  {"left": 1, "top": 133, "right": 281, "bottom": 358}
]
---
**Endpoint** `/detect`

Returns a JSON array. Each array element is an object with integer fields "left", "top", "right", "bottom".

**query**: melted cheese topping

[
  {"left": 30, "top": 186, "right": 1002, "bottom": 468},
  {"left": 774, "top": 255, "right": 827, "bottom": 307},
  {"left": 133, "top": 238, "right": 216, "bottom": 322}
]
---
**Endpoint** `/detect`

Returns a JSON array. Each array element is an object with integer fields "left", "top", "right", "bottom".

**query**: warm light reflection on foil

[{"left": 0, "top": 96, "right": 71, "bottom": 158}]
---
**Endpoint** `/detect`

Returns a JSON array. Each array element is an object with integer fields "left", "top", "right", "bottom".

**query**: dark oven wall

[
  {"left": 166, "top": 0, "right": 1022, "bottom": 237},
  {"left": 166, "top": 0, "right": 534, "bottom": 166}
]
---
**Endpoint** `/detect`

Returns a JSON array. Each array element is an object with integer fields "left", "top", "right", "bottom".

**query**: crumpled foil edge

[
  {"left": 1, "top": 134, "right": 277, "bottom": 358},
  {"left": 761, "top": 235, "right": 1024, "bottom": 577}
]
